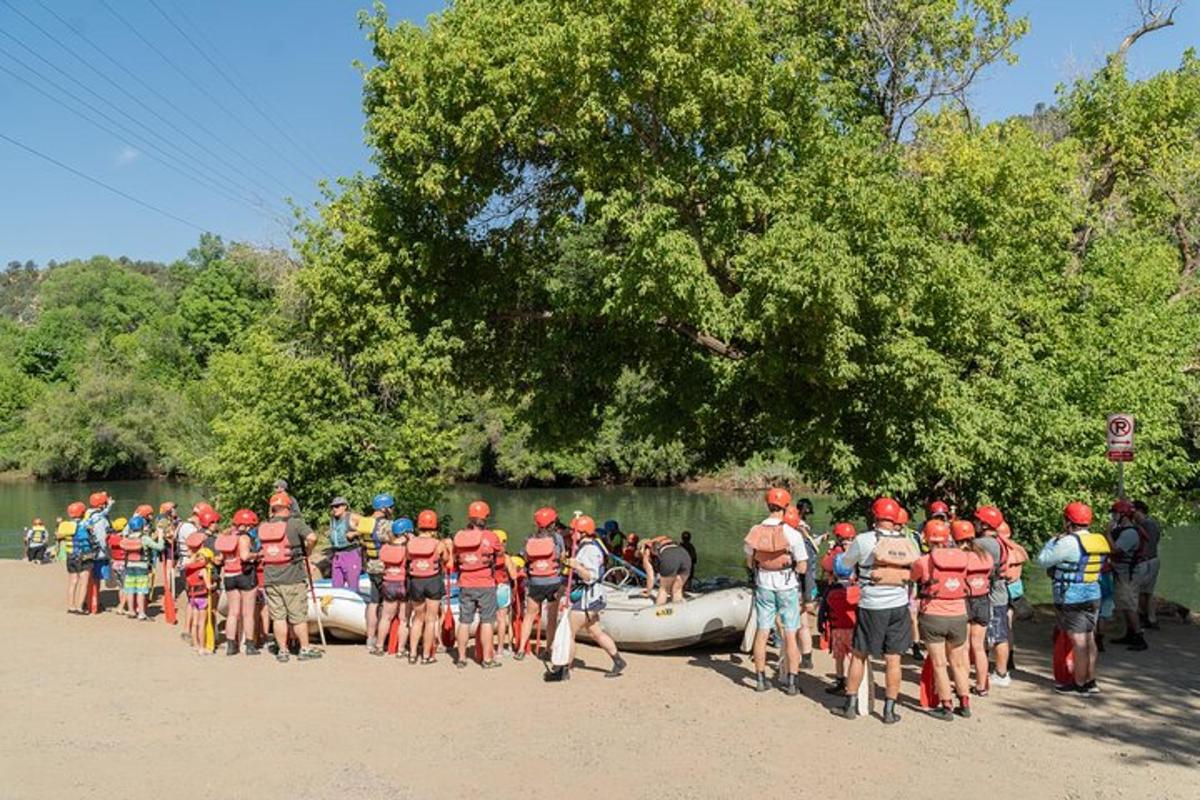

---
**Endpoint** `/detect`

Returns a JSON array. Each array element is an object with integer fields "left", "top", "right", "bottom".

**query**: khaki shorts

[
  {"left": 920, "top": 614, "right": 968, "bottom": 647},
  {"left": 1113, "top": 573, "right": 1137, "bottom": 612},
  {"left": 264, "top": 582, "right": 308, "bottom": 624}
]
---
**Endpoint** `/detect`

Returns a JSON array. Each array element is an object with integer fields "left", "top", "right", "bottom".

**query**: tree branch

[{"left": 1115, "top": 1, "right": 1179, "bottom": 60}]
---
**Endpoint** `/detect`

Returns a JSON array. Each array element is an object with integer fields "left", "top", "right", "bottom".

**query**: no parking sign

[{"left": 1106, "top": 414, "right": 1134, "bottom": 462}]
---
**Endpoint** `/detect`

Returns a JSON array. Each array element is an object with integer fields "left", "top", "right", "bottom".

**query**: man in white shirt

[{"left": 743, "top": 488, "right": 808, "bottom": 696}]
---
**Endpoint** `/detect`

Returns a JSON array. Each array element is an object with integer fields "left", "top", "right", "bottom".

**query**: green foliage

[{"left": 176, "top": 245, "right": 276, "bottom": 366}]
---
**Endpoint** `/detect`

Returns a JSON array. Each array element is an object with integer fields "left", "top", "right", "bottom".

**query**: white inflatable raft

[{"left": 575, "top": 584, "right": 752, "bottom": 652}]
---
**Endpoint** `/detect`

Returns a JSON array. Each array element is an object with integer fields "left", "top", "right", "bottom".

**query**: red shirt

[{"left": 457, "top": 529, "right": 502, "bottom": 589}]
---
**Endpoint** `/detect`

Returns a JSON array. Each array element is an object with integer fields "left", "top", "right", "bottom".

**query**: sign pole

[{"left": 1117, "top": 460, "right": 1125, "bottom": 500}]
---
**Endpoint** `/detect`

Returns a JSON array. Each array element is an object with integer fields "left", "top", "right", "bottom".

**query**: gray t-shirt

[
  {"left": 976, "top": 536, "right": 1008, "bottom": 606},
  {"left": 263, "top": 517, "right": 313, "bottom": 587},
  {"left": 840, "top": 529, "right": 911, "bottom": 611},
  {"left": 1141, "top": 516, "right": 1161, "bottom": 560}
]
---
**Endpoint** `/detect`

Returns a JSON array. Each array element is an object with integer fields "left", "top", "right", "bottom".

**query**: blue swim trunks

[{"left": 755, "top": 585, "right": 800, "bottom": 632}]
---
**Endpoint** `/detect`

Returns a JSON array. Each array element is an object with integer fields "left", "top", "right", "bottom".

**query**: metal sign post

[{"left": 1106, "top": 414, "right": 1135, "bottom": 498}]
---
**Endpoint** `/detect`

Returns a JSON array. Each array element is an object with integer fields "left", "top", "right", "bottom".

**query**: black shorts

[
  {"left": 67, "top": 554, "right": 91, "bottom": 574},
  {"left": 657, "top": 547, "right": 692, "bottom": 578},
  {"left": 27, "top": 545, "right": 46, "bottom": 562},
  {"left": 1056, "top": 601, "right": 1100, "bottom": 634},
  {"left": 367, "top": 572, "right": 384, "bottom": 604},
  {"left": 852, "top": 604, "right": 913, "bottom": 657},
  {"left": 224, "top": 573, "right": 256, "bottom": 592},
  {"left": 382, "top": 580, "right": 407, "bottom": 602},
  {"left": 526, "top": 581, "right": 562, "bottom": 603},
  {"left": 408, "top": 574, "right": 443, "bottom": 601},
  {"left": 967, "top": 596, "right": 991, "bottom": 626}
]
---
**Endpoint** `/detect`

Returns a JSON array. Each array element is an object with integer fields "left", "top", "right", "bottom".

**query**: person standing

[
  {"left": 544, "top": 515, "right": 626, "bottom": 681},
  {"left": 743, "top": 488, "right": 808, "bottom": 696},
  {"left": 406, "top": 510, "right": 451, "bottom": 664},
  {"left": 973, "top": 506, "right": 1013, "bottom": 686},
  {"left": 327, "top": 497, "right": 364, "bottom": 591},
  {"left": 84, "top": 492, "right": 114, "bottom": 612},
  {"left": 121, "top": 515, "right": 164, "bottom": 621},
  {"left": 259, "top": 491, "right": 321, "bottom": 663},
  {"left": 1037, "top": 502, "right": 1109, "bottom": 694},
  {"left": 910, "top": 519, "right": 972, "bottom": 720},
  {"left": 362, "top": 493, "right": 396, "bottom": 654},
  {"left": 954, "top": 519, "right": 994, "bottom": 696},
  {"left": 452, "top": 500, "right": 503, "bottom": 669},
  {"left": 819, "top": 522, "right": 859, "bottom": 694},
  {"left": 217, "top": 509, "right": 261, "bottom": 655},
  {"left": 516, "top": 506, "right": 566, "bottom": 660},
  {"left": 62, "top": 501, "right": 90, "bottom": 613},
  {"left": 25, "top": 518, "right": 49, "bottom": 563},
  {"left": 1108, "top": 500, "right": 1149, "bottom": 651},
  {"left": 376, "top": 517, "right": 413, "bottom": 658},
  {"left": 835, "top": 497, "right": 919, "bottom": 724},
  {"left": 1131, "top": 500, "right": 1161, "bottom": 630},
  {"left": 786, "top": 502, "right": 818, "bottom": 670}
]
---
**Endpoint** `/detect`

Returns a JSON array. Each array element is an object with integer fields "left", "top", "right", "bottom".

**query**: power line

[
  {"left": 0, "top": 130, "right": 206, "bottom": 232},
  {"left": 0, "top": 33, "right": 286, "bottom": 219},
  {"left": 151, "top": 0, "right": 335, "bottom": 178},
  {"left": 14, "top": 0, "right": 299, "bottom": 202},
  {"left": 101, "top": 0, "right": 319, "bottom": 188}
]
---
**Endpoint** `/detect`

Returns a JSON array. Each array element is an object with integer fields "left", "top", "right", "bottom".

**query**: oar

[
  {"left": 161, "top": 553, "right": 177, "bottom": 625},
  {"left": 303, "top": 553, "right": 327, "bottom": 648},
  {"left": 607, "top": 552, "right": 648, "bottom": 581},
  {"left": 204, "top": 563, "right": 215, "bottom": 652}
]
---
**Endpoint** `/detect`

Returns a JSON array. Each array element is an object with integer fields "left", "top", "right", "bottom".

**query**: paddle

[
  {"left": 161, "top": 552, "right": 177, "bottom": 625},
  {"left": 303, "top": 552, "right": 327, "bottom": 648},
  {"left": 204, "top": 562, "right": 215, "bottom": 652}
]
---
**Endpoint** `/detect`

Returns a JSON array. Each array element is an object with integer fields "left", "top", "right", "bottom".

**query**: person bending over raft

[
  {"left": 835, "top": 497, "right": 919, "bottom": 724},
  {"left": 1037, "top": 502, "right": 1109, "bottom": 695},
  {"left": 910, "top": 520, "right": 972, "bottom": 720},
  {"left": 406, "top": 510, "right": 451, "bottom": 664},
  {"left": 216, "top": 509, "right": 261, "bottom": 656},
  {"left": 376, "top": 517, "right": 414, "bottom": 659},
  {"left": 952, "top": 519, "right": 994, "bottom": 696},
  {"left": 516, "top": 506, "right": 566, "bottom": 660},
  {"left": 544, "top": 515, "right": 626, "bottom": 682},
  {"left": 638, "top": 534, "right": 692, "bottom": 606},
  {"left": 260, "top": 492, "right": 321, "bottom": 663},
  {"left": 453, "top": 500, "right": 504, "bottom": 669},
  {"left": 743, "top": 488, "right": 809, "bottom": 695}
]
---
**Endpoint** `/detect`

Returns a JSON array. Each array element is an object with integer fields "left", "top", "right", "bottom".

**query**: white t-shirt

[
  {"left": 743, "top": 517, "right": 807, "bottom": 591},
  {"left": 175, "top": 521, "right": 198, "bottom": 560},
  {"left": 840, "top": 529, "right": 911, "bottom": 611}
]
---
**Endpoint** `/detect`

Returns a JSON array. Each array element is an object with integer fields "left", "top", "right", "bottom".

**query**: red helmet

[
  {"left": 417, "top": 509, "right": 438, "bottom": 531},
  {"left": 268, "top": 493, "right": 291, "bottom": 511},
  {"left": 88, "top": 491, "right": 108, "bottom": 509},
  {"left": 765, "top": 487, "right": 792, "bottom": 509},
  {"left": 533, "top": 507, "right": 558, "bottom": 529},
  {"left": 832, "top": 522, "right": 856, "bottom": 540},
  {"left": 135, "top": 504, "right": 154, "bottom": 518},
  {"left": 896, "top": 506, "right": 910, "bottom": 526},
  {"left": 572, "top": 515, "right": 596, "bottom": 535},
  {"left": 198, "top": 509, "right": 221, "bottom": 528},
  {"left": 467, "top": 500, "right": 490, "bottom": 520},
  {"left": 926, "top": 501, "right": 949, "bottom": 518},
  {"left": 782, "top": 505, "right": 801, "bottom": 528},
  {"left": 1064, "top": 502, "right": 1092, "bottom": 526},
  {"left": 192, "top": 501, "right": 214, "bottom": 517},
  {"left": 871, "top": 497, "right": 901, "bottom": 524},
  {"left": 1111, "top": 499, "right": 1135, "bottom": 516},
  {"left": 973, "top": 505, "right": 1004, "bottom": 531},
  {"left": 923, "top": 519, "right": 951, "bottom": 545},
  {"left": 232, "top": 508, "right": 259, "bottom": 527},
  {"left": 159, "top": 501, "right": 176, "bottom": 515},
  {"left": 951, "top": 520, "right": 976, "bottom": 542},
  {"left": 67, "top": 501, "right": 86, "bottom": 519}
]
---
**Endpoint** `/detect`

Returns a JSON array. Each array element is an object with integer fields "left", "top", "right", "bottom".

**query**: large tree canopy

[{"left": 294, "top": 0, "right": 1200, "bottom": 530}]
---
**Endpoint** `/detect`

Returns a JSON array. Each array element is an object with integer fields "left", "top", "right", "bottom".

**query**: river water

[{"left": 3, "top": 480, "right": 1196, "bottom": 608}]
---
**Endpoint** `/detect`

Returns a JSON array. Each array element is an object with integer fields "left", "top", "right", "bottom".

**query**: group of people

[{"left": 35, "top": 480, "right": 1163, "bottom": 716}]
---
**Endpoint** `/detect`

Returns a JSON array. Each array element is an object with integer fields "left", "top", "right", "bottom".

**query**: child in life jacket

[
  {"left": 183, "top": 532, "right": 214, "bottom": 655},
  {"left": 818, "top": 522, "right": 859, "bottom": 694},
  {"left": 107, "top": 517, "right": 129, "bottom": 616}
]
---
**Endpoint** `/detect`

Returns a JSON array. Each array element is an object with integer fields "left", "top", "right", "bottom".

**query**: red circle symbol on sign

[{"left": 1108, "top": 417, "right": 1132, "bottom": 437}]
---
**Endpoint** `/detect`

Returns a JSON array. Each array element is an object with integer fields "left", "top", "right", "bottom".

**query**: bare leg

[
  {"left": 365, "top": 601, "right": 380, "bottom": 646},
  {"left": 844, "top": 650, "right": 868, "bottom": 694},
  {"left": 670, "top": 575, "right": 685, "bottom": 604},
  {"left": 783, "top": 627, "right": 801, "bottom": 678},
  {"left": 968, "top": 623, "right": 988, "bottom": 690},
  {"left": 928, "top": 641, "right": 951, "bottom": 701},
  {"left": 225, "top": 591, "right": 242, "bottom": 644},
  {"left": 948, "top": 642, "right": 971, "bottom": 698},
  {"left": 377, "top": 600, "right": 398, "bottom": 651},
  {"left": 295, "top": 621, "right": 310, "bottom": 649},
  {"left": 421, "top": 600, "right": 439, "bottom": 658},
  {"left": 240, "top": 590, "right": 256, "bottom": 645}
]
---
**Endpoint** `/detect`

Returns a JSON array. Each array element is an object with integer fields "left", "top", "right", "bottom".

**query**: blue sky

[{"left": 1, "top": 0, "right": 1196, "bottom": 265}]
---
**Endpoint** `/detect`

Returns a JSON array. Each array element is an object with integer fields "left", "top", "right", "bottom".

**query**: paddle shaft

[{"left": 303, "top": 553, "right": 327, "bottom": 647}]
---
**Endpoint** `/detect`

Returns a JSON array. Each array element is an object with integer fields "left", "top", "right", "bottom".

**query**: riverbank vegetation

[{"left": 3, "top": 1, "right": 1200, "bottom": 530}]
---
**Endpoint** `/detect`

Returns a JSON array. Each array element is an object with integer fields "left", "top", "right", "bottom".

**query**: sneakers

[
  {"left": 754, "top": 672, "right": 770, "bottom": 693},
  {"left": 543, "top": 666, "right": 570, "bottom": 682},
  {"left": 226, "top": 640, "right": 239, "bottom": 657},
  {"left": 955, "top": 704, "right": 972, "bottom": 718},
  {"left": 825, "top": 677, "right": 847, "bottom": 695},
  {"left": 783, "top": 673, "right": 802, "bottom": 696},
  {"left": 929, "top": 706, "right": 955, "bottom": 722},
  {"left": 800, "top": 653, "right": 814, "bottom": 670},
  {"left": 480, "top": 660, "right": 502, "bottom": 669},
  {"left": 499, "top": 647, "right": 513, "bottom": 660},
  {"left": 243, "top": 643, "right": 260, "bottom": 656},
  {"left": 970, "top": 686, "right": 989, "bottom": 697},
  {"left": 910, "top": 644, "right": 925, "bottom": 663},
  {"left": 297, "top": 648, "right": 323, "bottom": 661},
  {"left": 275, "top": 652, "right": 290, "bottom": 663},
  {"left": 1127, "top": 635, "right": 1149, "bottom": 652},
  {"left": 605, "top": 655, "right": 627, "bottom": 679},
  {"left": 1053, "top": 682, "right": 1081, "bottom": 694},
  {"left": 1081, "top": 680, "right": 1101, "bottom": 695},
  {"left": 882, "top": 708, "right": 902, "bottom": 725},
  {"left": 989, "top": 671, "right": 1012, "bottom": 688},
  {"left": 835, "top": 696, "right": 858, "bottom": 720}
]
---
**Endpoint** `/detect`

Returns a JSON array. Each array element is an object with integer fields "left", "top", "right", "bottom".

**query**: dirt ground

[{"left": 0, "top": 561, "right": 1196, "bottom": 800}]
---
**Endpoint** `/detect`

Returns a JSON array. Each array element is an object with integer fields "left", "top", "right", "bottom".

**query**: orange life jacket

[
  {"left": 825, "top": 585, "right": 859, "bottom": 629},
  {"left": 184, "top": 531, "right": 206, "bottom": 552},
  {"left": 258, "top": 521, "right": 293, "bottom": 566},
  {"left": 119, "top": 537, "right": 145, "bottom": 563},
  {"left": 1003, "top": 540, "right": 1028, "bottom": 582},
  {"left": 525, "top": 535, "right": 560, "bottom": 579},
  {"left": 215, "top": 534, "right": 242, "bottom": 576},
  {"left": 184, "top": 559, "right": 208, "bottom": 597},
  {"left": 964, "top": 550, "right": 994, "bottom": 598},
  {"left": 919, "top": 549, "right": 968, "bottom": 601},
  {"left": 107, "top": 533, "right": 126, "bottom": 563},
  {"left": 380, "top": 543, "right": 407, "bottom": 583},
  {"left": 743, "top": 524, "right": 793, "bottom": 571},
  {"left": 453, "top": 528, "right": 493, "bottom": 573},
  {"left": 865, "top": 532, "right": 919, "bottom": 586},
  {"left": 407, "top": 536, "right": 440, "bottom": 578}
]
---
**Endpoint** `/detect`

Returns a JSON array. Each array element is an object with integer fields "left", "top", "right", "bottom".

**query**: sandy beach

[{"left": 0, "top": 560, "right": 1196, "bottom": 800}]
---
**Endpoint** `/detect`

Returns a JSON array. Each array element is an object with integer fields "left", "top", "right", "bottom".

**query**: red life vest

[
  {"left": 919, "top": 549, "right": 969, "bottom": 600},
  {"left": 184, "top": 559, "right": 208, "bottom": 597},
  {"left": 380, "top": 543, "right": 407, "bottom": 583},
  {"left": 119, "top": 537, "right": 145, "bottom": 563},
  {"left": 258, "top": 521, "right": 293, "bottom": 566},
  {"left": 525, "top": 535, "right": 560, "bottom": 579},
  {"left": 407, "top": 536, "right": 440, "bottom": 578},
  {"left": 453, "top": 529, "right": 493, "bottom": 573},
  {"left": 744, "top": 524, "right": 793, "bottom": 571},
  {"left": 825, "top": 585, "right": 859, "bottom": 629},
  {"left": 107, "top": 533, "right": 126, "bottom": 563},
  {"left": 216, "top": 534, "right": 242, "bottom": 576},
  {"left": 1004, "top": 540, "right": 1029, "bottom": 582},
  {"left": 964, "top": 550, "right": 993, "bottom": 598}
]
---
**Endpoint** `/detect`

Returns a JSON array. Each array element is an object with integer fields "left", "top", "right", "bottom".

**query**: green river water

[{"left": 3, "top": 480, "right": 1196, "bottom": 608}]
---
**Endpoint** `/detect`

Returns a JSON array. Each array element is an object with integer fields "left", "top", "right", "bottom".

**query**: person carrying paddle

[
  {"left": 260, "top": 491, "right": 321, "bottom": 663},
  {"left": 835, "top": 497, "right": 919, "bottom": 724},
  {"left": 743, "top": 488, "right": 808, "bottom": 696}
]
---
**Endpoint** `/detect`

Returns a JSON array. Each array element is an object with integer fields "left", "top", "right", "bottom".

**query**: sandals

[
  {"left": 298, "top": 648, "right": 323, "bottom": 661},
  {"left": 480, "top": 660, "right": 502, "bottom": 670}
]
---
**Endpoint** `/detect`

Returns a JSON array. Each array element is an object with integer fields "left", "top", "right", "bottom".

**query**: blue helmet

[
  {"left": 833, "top": 552, "right": 854, "bottom": 580},
  {"left": 372, "top": 493, "right": 395, "bottom": 511},
  {"left": 128, "top": 515, "right": 146, "bottom": 533},
  {"left": 391, "top": 517, "right": 414, "bottom": 536},
  {"left": 604, "top": 519, "right": 619, "bottom": 533}
]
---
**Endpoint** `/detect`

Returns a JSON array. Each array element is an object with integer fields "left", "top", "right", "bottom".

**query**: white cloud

[{"left": 115, "top": 146, "right": 140, "bottom": 166}]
